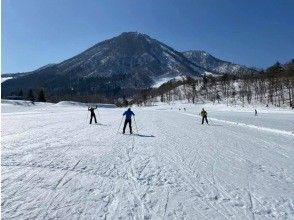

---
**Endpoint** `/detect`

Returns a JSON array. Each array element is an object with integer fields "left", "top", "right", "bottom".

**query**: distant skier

[
  {"left": 123, "top": 108, "right": 135, "bottom": 134},
  {"left": 200, "top": 108, "right": 208, "bottom": 125},
  {"left": 88, "top": 106, "right": 98, "bottom": 124},
  {"left": 255, "top": 109, "right": 258, "bottom": 116}
]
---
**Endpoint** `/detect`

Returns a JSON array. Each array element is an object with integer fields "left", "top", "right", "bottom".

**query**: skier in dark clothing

[
  {"left": 123, "top": 108, "right": 135, "bottom": 134},
  {"left": 88, "top": 106, "right": 98, "bottom": 124},
  {"left": 200, "top": 108, "right": 208, "bottom": 124},
  {"left": 255, "top": 109, "right": 258, "bottom": 116}
]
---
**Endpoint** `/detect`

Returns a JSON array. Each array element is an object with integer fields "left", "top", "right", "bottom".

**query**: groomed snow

[{"left": 1, "top": 101, "right": 294, "bottom": 219}]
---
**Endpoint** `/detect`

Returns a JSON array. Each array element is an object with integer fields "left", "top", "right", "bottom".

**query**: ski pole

[
  {"left": 134, "top": 117, "right": 139, "bottom": 134},
  {"left": 117, "top": 116, "right": 124, "bottom": 134}
]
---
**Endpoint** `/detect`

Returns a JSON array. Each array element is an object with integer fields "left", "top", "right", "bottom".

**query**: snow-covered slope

[
  {"left": 1, "top": 76, "right": 13, "bottom": 83},
  {"left": 1, "top": 100, "right": 54, "bottom": 113},
  {"left": 2, "top": 102, "right": 293, "bottom": 219},
  {"left": 152, "top": 75, "right": 186, "bottom": 88},
  {"left": 55, "top": 101, "right": 116, "bottom": 108},
  {"left": 1, "top": 100, "right": 116, "bottom": 113},
  {"left": 60, "top": 32, "right": 206, "bottom": 79}
]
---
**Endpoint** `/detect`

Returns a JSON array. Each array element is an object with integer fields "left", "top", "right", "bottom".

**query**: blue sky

[{"left": 2, "top": 0, "right": 294, "bottom": 73}]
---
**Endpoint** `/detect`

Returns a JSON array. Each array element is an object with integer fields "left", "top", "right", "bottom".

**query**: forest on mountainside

[{"left": 135, "top": 60, "right": 294, "bottom": 108}]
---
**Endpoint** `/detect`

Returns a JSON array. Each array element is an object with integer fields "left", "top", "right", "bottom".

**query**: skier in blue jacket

[{"left": 123, "top": 108, "right": 135, "bottom": 134}]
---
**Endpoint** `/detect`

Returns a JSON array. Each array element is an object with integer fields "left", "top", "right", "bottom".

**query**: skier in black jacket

[
  {"left": 200, "top": 108, "right": 209, "bottom": 124},
  {"left": 88, "top": 106, "right": 98, "bottom": 124}
]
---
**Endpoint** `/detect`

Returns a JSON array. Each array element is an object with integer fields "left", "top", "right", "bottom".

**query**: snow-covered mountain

[
  {"left": 183, "top": 50, "right": 254, "bottom": 75},
  {"left": 2, "top": 32, "right": 208, "bottom": 96},
  {"left": 58, "top": 32, "right": 205, "bottom": 80},
  {"left": 2, "top": 32, "right": 254, "bottom": 97}
]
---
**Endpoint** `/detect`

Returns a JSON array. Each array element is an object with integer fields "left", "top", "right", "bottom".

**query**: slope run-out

[{"left": 1, "top": 104, "right": 293, "bottom": 219}]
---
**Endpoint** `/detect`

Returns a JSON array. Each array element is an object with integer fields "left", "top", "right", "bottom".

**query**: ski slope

[{"left": 1, "top": 101, "right": 294, "bottom": 219}]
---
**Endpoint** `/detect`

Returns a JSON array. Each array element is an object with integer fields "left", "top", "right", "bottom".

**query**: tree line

[
  {"left": 133, "top": 60, "right": 294, "bottom": 108},
  {"left": 4, "top": 60, "right": 293, "bottom": 108},
  {"left": 6, "top": 88, "right": 46, "bottom": 103}
]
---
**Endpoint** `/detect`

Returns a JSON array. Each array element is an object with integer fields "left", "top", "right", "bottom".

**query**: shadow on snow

[
  {"left": 90, "top": 123, "right": 110, "bottom": 126},
  {"left": 135, "top": 134, "right": 155, "bottom": 138},
  {"left": 123, "top": 133, "right": 155, "bottom": 138}
]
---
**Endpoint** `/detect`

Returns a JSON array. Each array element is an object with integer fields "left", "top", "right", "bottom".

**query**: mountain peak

[
  {"left": 184, "top": 50, "right": 212, "bottom": 58},
  {"left": 2, "top": 32, "right": 255, "bottom": 98},
  {"left": 120, "top": 31, "right": 144, "bottom": 36},
  {"left": 117, "top": 31, "right": 151, "bottom": 40}
]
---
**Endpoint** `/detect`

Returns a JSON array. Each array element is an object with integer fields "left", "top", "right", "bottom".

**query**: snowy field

[
  {"left": 1, "top": 77, "right": 13, "bottom": 83},
  {"left": 1, "top": 101, "right": 294, "bottom": 219}
]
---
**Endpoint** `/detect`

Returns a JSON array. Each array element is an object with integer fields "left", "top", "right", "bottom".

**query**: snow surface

[
  {"left": 1, "top": 101, "right": 294, "bottom": 219},
  {"left": 152, "top": 76, "right": 184, "bottom": 88},
  {"left": 1, "top": 76, "right": 13, "bottom": 83},
  {"left": 1, "top": 100, "right": 116, "bottom": 114}
]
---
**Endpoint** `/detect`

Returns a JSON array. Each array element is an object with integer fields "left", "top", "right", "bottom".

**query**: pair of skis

[{"left": 117, "top": 116, "right": 138, "bottom": 135}]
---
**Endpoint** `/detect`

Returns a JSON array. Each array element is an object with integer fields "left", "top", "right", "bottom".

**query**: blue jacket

[{"left": 123, "top": 110, "right": 135, "bottom": 120}]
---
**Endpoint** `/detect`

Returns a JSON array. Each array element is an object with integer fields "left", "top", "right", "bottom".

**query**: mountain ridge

[
  {"left": 183, "top": 50, "right": 254, "bottom": 75},
  {"left": 2, "top": 32, "right": 255, "bottom": 98}
]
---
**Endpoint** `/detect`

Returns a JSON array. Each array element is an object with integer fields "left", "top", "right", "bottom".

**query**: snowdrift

[
  {"left": 55, "top": 101, "right": 116, "bottom": 108},
  {"left": 1, "top": 99, "right": 116, "bottom": 114},
  {"left": 1, "top": 99, "right": 116, "bottom": 108},
  {"left": 1, "top": 99, "right": 53, "bottom": 108}
]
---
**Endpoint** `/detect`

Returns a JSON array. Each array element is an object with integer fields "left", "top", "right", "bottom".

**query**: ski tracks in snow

[
  {"left": 1, "top": 106, "right": 294, "bottom": 219},
  {"left": 174, "top": 110, "right": 294, "bottom": 219}
]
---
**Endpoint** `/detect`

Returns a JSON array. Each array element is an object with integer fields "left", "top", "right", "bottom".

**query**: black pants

[
  {"left": 202, "top": 116, "right": 208, "bottom": 124},
  {"left": 123, "top": 119, "right": 132, "bottom": 134},
  {"left": 90, "top": 114, "right": 97, "bottom": 124}
]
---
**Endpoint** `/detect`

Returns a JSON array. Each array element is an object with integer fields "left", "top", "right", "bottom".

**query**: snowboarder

[
  {"left": 123, "top": 108, "right": 135, "bottom": 134},
  {"left": 200, "top": 108, "right": 208, "bottom": 124},
  {"left": 255, "top": 109, "right": 258, "bottom": 116},
  {"left": 88, "top": 106, "right": 98, "bottom": 124}
]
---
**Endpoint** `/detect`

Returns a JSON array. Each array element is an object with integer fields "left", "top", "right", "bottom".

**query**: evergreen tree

[
  {"left": 121, "top": 95, "right": 128, "bottom": 106},
  {"left": 27, "top": 89, "right": 35, "bottom": 102},
  {"left": 18, "top": 89, "right": 23, "bottom": 97},
  {"left": 38, "top": 89, "right": 46, "bottom": 102},
  {"left": 266, "top": 61, "right": 283, "bottom": 75}
]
